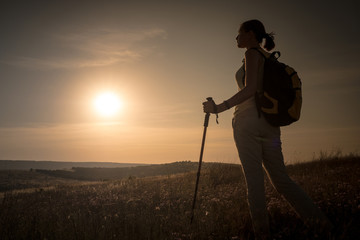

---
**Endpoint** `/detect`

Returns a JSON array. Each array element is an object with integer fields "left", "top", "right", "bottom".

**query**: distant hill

[
  {"left": 0, "top": 160, "right": 148, "bottom": 170},
  {"left": 35, "top": 161, "right": 200, "bottom": 181}
]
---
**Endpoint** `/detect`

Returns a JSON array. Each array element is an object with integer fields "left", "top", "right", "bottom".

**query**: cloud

[
  {"left": 3, "top": 28, "right": 167, "bottom": 70},
  {"left": 4, "top": 56, "right": 122, "bottom": 70},
  {"left": 57, "top": 28, "right": 167, "bottom": 56}
]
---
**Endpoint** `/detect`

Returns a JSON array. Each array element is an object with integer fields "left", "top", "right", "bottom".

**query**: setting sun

[{"left": 93, "top": 92, "right": 122, "bottom": 117}]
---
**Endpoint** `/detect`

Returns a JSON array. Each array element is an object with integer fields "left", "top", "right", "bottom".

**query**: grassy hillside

[
  {"left": 0, "top": 170, "right": 83, "bottom": 192},
  {"left": 0, "top": 155, "right": 359, "bottom": 239}
]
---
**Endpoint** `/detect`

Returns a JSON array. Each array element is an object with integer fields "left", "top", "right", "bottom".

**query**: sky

[{"left": 1, "top": 0, "right": 359, "bottom": 164}]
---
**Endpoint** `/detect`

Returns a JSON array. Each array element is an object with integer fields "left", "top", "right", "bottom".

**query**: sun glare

[{"left": 93, "top": 92, "right": 122, "bottom": 117}]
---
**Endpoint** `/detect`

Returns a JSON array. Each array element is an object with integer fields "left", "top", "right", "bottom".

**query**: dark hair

[{"left": 241, "top": 19, "right": 275, "bottom": 51}]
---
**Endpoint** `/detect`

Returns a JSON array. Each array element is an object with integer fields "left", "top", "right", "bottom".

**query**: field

[{"left": 0, "top": 155, "right": 359, "bottom": 240}]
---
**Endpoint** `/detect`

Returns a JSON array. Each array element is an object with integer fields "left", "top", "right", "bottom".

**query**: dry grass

[{"left": 0, "top": 155, "right": 359, "bottom": 240}]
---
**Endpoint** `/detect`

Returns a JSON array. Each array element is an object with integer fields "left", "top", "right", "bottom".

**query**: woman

[{"left": 203, "top": 19, "right": 332, "bottom": 240}]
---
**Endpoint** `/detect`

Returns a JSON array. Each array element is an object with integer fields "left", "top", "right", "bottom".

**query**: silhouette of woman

[{"left": 203, "top": 19, "right": 332, "bottom": 240}]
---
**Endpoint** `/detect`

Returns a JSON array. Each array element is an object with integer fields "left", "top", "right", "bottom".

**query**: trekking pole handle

[
  {"left": 203, "top": 97, "right": 215, "bottom": 127},
  {"left": 206, "top": 97, "right": 215, "bottom": 104}
]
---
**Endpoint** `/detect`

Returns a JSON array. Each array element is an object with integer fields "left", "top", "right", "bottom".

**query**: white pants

[{"left": 232, "top": 106, "right": 330, "bottom": 238}]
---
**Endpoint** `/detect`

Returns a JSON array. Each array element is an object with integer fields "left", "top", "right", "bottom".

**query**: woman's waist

[{"left": 233, "top": 96, "right": 257, "bottom": 117}]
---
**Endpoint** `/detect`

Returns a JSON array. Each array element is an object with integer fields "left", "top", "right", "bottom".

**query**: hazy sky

[{"left": 1, "top": 0, "right": 359, "bottom": 164}]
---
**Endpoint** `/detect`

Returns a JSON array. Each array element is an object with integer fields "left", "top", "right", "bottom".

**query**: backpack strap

[
  {"left": 270, "top": 51, "right": 281, "bottom": 59},
  {"left": 249, "top": 48, "right": 267, "bottom": 118},
  {"left": 248, "top": 48, "right": 282, "bottom": 118}
]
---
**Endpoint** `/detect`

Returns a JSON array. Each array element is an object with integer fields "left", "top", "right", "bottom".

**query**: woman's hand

[
  {"left": 202, "top": 100, "right": 217, "bottom": 113},
  {"left": 203, "top": 99, "right": 231, "bottom": 114}
]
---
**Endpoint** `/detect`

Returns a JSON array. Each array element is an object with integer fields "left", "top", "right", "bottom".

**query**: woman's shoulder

[
  {"left": 246, "top": 47, "right": 270, "bottom": 57},
  {"left": 245, "top": 48, "right": 264, "bottom": 63},
  {"left": 258, "top": 48, "right": 272, "bottom": 58},
  {"left": 245, "top": 48, "right": 272, "bottom": 61}
]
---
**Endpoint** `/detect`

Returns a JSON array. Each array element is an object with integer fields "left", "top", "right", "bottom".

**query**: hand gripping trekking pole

[{"left": 190, "top": 97, "right": 215, "bottom": 224}]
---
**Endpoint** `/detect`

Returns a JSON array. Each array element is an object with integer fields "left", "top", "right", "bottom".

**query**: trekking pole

[{"left": 190, "top": 97, "right": 214, "bottom": 224}]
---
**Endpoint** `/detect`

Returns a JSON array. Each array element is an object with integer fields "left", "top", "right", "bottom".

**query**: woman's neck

[{"left": 246, "top": 42, "right": 260, "bottom": 50}]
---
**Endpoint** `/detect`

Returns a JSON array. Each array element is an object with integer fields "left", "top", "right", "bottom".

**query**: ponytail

[{"left": 264, "top": 32, "right": 275, "bottom": 51}]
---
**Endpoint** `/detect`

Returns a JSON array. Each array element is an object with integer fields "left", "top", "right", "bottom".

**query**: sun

[{"left": 93, "top": 92, "right": 122, "bottom": 117}]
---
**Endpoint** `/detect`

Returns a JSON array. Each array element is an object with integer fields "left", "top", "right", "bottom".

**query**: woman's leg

[
  {"left": 261, "top": 123, "right": 332, "bottom": 229},
  {"left": 233, "top": 117, "right": 270, "bottom": 239}
]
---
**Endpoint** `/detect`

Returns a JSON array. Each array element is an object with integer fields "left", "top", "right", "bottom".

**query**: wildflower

[{"left": 210, "top": 198, "right": 220, "bottom": 202}]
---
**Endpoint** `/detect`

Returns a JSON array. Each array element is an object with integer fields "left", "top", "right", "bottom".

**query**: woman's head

[{"left": 237, "top": 19, "right": 275, "bottom": 51}]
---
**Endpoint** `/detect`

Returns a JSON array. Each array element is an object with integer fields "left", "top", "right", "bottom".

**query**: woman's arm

[{"left": 203, "top": 49, "right": 263, "bottom": 113}]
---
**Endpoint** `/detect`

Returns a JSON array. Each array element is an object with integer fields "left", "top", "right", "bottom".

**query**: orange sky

[{"left": 1, "top": 1, "right": 359, "bottom": 164}]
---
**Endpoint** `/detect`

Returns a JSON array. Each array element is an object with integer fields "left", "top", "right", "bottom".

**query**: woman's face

[{"left": 236, "top": 27, "right": 252, "bottom": 48}]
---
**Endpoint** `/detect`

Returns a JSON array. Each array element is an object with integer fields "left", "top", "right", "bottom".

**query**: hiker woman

[{"left": 203, "top": 19, "right": 332, "bottom": 240}]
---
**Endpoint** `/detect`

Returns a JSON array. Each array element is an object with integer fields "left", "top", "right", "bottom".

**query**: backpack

[{"left": 252, "top": 48, "right": 302, "bottom": 127}]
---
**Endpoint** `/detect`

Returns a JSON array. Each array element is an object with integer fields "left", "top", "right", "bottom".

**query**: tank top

[{"left": 233, "top": 48, "right": 269, "bottom": 117}]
